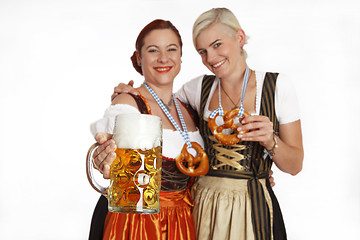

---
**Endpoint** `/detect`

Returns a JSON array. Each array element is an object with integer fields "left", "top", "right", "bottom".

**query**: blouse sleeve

[
  {"left": 275, "top": 73, "right": 301, "bottom": 124},
  {"left": 175, "top": 75, "right": 205, "bottom": 115},
  {"left": 90, "top": 104, "right": 140, "bottom": 137}
]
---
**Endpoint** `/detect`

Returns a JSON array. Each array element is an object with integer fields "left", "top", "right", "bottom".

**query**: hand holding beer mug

[{"left": 87, "top": 114, "right": 162, "bottom": 214}]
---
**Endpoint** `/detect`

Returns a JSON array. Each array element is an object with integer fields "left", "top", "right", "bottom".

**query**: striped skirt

[
  {"left": 102, "top": 189, "right": 195, "bottom": 240},
  {"left": 191, "top": 176, "right": 275, "bottom": 240}
]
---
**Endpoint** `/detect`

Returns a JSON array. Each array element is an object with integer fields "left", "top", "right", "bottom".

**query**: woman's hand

[
  {"left": 237, "top": 115, "right": 275, "bottom": 150},
  {"left": 111, "top": 80, "right": 139, "bottom": 101},
  {"left": 93, "top": 133, "right": 117, "bottom": 179},
  {"left": 269, "top": 170, "right": 275, "bottom": 187},
  {"left": 237, "top": 116, "right": 304, "bottom": 176}
]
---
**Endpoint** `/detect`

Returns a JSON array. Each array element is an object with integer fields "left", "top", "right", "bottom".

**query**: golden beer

[
  {"left": 108, "top": 146, "right": 162, "bottom": 213},
  {"left": 86, "top": 113, "right": 163, "bottom": 214}
]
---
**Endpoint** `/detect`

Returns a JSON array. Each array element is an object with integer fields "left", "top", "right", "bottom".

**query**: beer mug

[{"left": 87, "top": 114, "right": 162, "bottom": 214}]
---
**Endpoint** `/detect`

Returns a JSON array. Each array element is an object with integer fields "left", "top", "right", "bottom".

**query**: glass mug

[{"left": 86, "top": 113, "right": 162, "bottom": 214}]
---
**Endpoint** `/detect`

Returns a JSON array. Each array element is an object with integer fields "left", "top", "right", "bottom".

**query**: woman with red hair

[{"left": 88, "top": 19, "right": 203, "bottom": 240}]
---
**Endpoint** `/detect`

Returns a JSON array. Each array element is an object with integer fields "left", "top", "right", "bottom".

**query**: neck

[
  {"left": 142, "top": 81, "right": 174, "bottom": 103},
  {"left": 221, "top": 66, "right": 249, "bottom": 92},
  {"left": 222, "top": 55, "right": 247, "bottom": 81}
]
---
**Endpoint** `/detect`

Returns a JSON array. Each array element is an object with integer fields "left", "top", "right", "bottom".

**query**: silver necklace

[{"left": 160, "top": 95, "right": 173, "bottom": 112}]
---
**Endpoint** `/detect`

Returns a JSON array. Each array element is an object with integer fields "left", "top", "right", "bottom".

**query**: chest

[
  {"left": 208, "top": 79, "right": 257, "bottom": 114},
  {"left": 147, "top": 99, "right": 197, "bottom": 132}
]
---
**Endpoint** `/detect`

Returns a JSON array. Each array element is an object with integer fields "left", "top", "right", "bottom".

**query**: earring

[{"left": 137, "top": 62, "right": 141, "bottom": 66}]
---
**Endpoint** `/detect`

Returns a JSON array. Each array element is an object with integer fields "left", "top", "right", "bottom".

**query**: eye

[
  {"left": 198, "top": 49, "right": 206, "bottom": 55},
  {"left": 168, "top": 47, "right": 177, "bottom": 52},
  {"left": 214, "top": 42, "right": 221, "bottom": 48},
  {"left": 148, "top": 48, "right": 158, "bottom": 53}
]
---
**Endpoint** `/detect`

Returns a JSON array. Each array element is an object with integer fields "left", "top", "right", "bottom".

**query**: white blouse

[{"left": 176, "top": 70, "right": 300, "bottom": 124}]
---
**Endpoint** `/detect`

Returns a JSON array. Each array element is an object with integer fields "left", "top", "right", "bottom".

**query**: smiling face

[
  {"left": 195, "top": 23, "right": 246, "bottom": 80},
  {"left": 138, "top": 29, "right": 181, "bottom": 87}
]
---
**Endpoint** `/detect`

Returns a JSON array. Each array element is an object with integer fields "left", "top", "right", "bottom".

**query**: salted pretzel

[
  {"left": 208, "top": 108, "right": 250, "bottom": 146},
  {"left": 175, "top": 142, "right": 209, "bottom": 177}
]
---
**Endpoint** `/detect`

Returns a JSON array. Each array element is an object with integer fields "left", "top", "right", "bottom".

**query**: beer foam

[{"left": 113, "top": 113, "right": 162, "bottom": 149}]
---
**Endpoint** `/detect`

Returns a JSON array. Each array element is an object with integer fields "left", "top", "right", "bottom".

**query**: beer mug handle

[{"left": 86, "top": 143, "right": 108, "bottom": 196}]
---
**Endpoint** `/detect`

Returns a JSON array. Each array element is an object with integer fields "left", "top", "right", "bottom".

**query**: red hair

[{"left": 130, "top": 19, "right": 183, "bottom": 75}]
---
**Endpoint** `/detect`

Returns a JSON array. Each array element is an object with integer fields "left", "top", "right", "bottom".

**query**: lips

[
  {"left": 154, "top": 66, "right": 172, "bottom": 73},
  {"left": 212, "top": 59, "right": 226, "bottom": 69}
]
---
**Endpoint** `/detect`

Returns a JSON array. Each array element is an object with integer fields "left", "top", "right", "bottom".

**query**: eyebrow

[
  {"left": 168, "top": 43, "right": 179, "bottom": 48},
  {"left": 209, "top": 39, "right": 221, "bottom": 47},
  {"left": 145, "top": 43, "right": 179, "bottom": 50}
]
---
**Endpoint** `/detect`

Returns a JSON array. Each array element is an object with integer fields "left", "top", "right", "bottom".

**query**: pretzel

[
  {"left": 208, "top": 109, "right": 250, "bottom": 146},
  {"left": 175, "top": 142, "right": 209, "bottom": 177}
]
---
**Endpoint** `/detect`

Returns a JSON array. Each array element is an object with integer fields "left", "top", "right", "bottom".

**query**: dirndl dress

[
  {"left": 101, "top": 156, "right": 196, "bottom": 240},
  {"left": 88, "top": 94, "right": 199, "bottom": 240},
  {"left": 193, "top": 73, "right": 287, "bottom": 240}
]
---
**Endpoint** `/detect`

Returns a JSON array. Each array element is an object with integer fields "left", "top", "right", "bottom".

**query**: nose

[
  {"left": 206, "top": 49, "right": 216, "bottom": 64},
  {"left": 157, "top": 51, "right": 169, "bottom": 63}
]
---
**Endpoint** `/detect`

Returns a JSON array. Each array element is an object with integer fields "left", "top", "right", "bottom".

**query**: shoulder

[
  {"left": 256, "top": 71, "right": 297, "bottom": 96},
  {"left": 184, "top": 74, "right": 207, "bottom": 87},
  {"left": 202, "top": 74, "right": 216, "bottom": 82},
  {"left": 181, "top": 74, "right": 216, "bottom": 93},
  {"left": 255, "top": 70, "right": 292, "bottom": 88},
  {"left": 273, "top": 73, "right": 301, "bottom": 124},
  {"left": 111, "top": 93, "right": 138, "bottom": 108},
  {"left": 275, "top": 73, "right": 296, "bottom": 94},
  {"left": 176, "top": 74, "right": 207, "bottom": 100}
]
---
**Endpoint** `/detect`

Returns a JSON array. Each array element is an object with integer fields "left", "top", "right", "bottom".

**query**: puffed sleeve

[
  {"left": 90, "top": 104, "right": 140, "bottom": 137},
  {"left": 175, "top": 75, "right": 205, "bottom": 115},
  {"left": 275, "top": 73, "right": 301, "bottom": 124}
]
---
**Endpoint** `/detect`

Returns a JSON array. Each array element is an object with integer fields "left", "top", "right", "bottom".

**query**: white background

[{"left": 1, "top": 0, "right": 359, "bottom": 239}]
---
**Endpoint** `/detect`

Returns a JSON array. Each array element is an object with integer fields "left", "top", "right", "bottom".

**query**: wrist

[{"left": 267, "top": 133, "right": 278, "bottom": 157}]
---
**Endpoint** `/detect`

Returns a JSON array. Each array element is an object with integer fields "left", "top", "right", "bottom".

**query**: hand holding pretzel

[
  {"left": 236, "top": 115, "right": 275, "bottom": 150},
  {"left": 208, "top": 109, "right": 250, "bottom": 146},
  {"left": 175, "top": 142, "right": 209, "bottom": 177}
]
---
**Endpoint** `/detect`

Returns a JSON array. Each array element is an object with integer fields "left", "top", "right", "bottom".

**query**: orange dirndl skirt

[{"left": 102, "top": 189, "right": 195, "bottom": 240}]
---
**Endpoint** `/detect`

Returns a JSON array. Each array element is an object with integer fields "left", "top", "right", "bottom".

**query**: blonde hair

[{"left": 192, "top": 8, "right": 248, "bottom": 59}]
